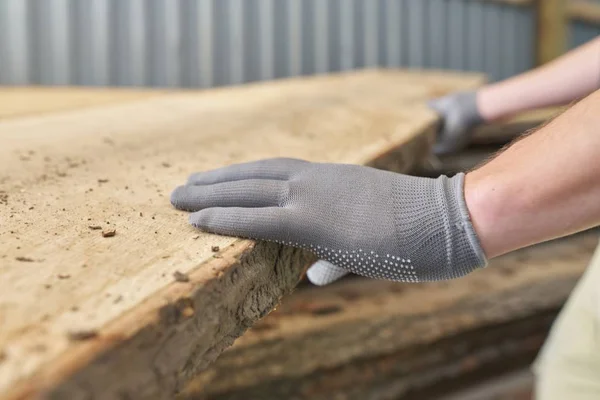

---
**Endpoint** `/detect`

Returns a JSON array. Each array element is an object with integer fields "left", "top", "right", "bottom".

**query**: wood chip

[
  {"left": 97, "top": 179, "right": 109, "bottom": 183},
  {"left": 113, "top": 295, "right": 123, "bottom": 304},
  {"left": 57, "top": 274, "right": 71, "bottom": 280},
  {"left": 192, "top": 235, "right": 200, "bottom": 240},
  {"left": 102, "top": 229, "right": 116, "bottom": 238},
  {"left": 162, "top": 162, "right": 171, "bottom": 168},
  {"left": 88, "top": 225, "right": 102, "bottom": 230},
  {"left": 15, "top": 256, "right": 34, "bottom": 262},
  {"left": 68, "top": 330, "right": 98, "bottom": 341},
  {"left": 211, "top": 246, "right": 220, "bottom": 252},
  {"left": 173, "top": 271, "right": 190, "bottom": 283}
]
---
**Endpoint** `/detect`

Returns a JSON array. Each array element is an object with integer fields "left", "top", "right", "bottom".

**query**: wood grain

[
  {"left": 0, "top": 70, "right": 484, "bottom": 399},
  {"left": 183, "top": 232, "right": 599, "bottom": 400}
]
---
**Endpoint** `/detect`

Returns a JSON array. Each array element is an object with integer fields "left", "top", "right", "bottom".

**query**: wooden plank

[
  {"left": 0, "top": 70, "right": 484, "bottom": 399},
  {"left": 0, "top": 87, "right": 166, "bottom": 121},
  {"left": 568, "top": 1, "right": 600, "bottom": 25},
  {"left": 535, "top": 0, "right": 567, "bottom": 65},
  {"left": 183, "top": 231, "right": 599, "bottom": 400},
  {"left": 471, "top": 106, "right": 564, "bottom": 145}
]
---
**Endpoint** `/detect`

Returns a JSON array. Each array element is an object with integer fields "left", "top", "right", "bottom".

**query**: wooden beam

[
  {"left": 0, "top": 70, "right": 485, "bottom": 399},
  {"left": 536, "top": 0, "right": 568, "bottom": 65},
  {"left": 471, "top": 106, "right": 564, "bottom": 145},
  {"left": 568, "top": 1, "right": 600, "bottom": 25},
  {"left": 183, "top": 232, "right": 599, "bottom": 400}
]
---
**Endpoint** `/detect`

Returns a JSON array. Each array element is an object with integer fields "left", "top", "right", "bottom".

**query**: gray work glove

[
  {"left": 428, "top": 91, "right": 484, "bottom": 155},
  {"left": 171, "top": 158, "right": 487, "bottom": 285}
]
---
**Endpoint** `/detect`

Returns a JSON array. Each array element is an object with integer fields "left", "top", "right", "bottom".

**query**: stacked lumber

[
  {"left": 0, "top": 70, "right": 483, "bottom": 399},
  {"left": 184, "top": 232, "right": 599, "bottom": 400}
]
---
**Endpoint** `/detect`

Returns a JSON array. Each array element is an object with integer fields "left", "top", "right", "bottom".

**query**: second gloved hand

[
  {"left": 429, "top": 91, "right": 484, "bottom": 155},
  {"left": 171, "top": 158, "right": 487, "bottom": 284}
]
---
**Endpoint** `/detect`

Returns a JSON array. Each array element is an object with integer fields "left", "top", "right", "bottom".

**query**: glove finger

[
  {"left": 427, "top": 96, "right": 452, "bottom": 115},
  {"left": 171, "top": 179, "right": 287, "bottom": 211},
  {"left": 306, "top": 260, "right": 349, "bottom": 286},
  {"left": 187, "top": 158, "right": 308, "bottom": 185},
  {"left": 189, "top": 206, "right": 290, "bottom": 242}
]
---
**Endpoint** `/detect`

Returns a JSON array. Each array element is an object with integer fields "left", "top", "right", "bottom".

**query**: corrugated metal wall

[{"left": 0, "top": 0, "right": 537, "bottom": 87}]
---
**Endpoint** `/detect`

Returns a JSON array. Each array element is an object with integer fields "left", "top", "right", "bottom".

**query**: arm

[
  {"left": 170, "top": 90, "right": 600, "bottom": 285},
  {"left": 431, "top": 36, "right": 600, "bottom": 154},
  {"left": 466, "top": 88, "right": 600, "bottom": 258},
  {"left": 478, "top": 36, "right": 600, "bottom": 121}
]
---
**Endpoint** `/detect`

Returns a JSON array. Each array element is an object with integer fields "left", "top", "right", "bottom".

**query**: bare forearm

[
  {"left": 478, "top": 36, "right": 600, "bottom": 121},
  {"left": 465, "top": 89, "right": 600, "bottom": 258}
]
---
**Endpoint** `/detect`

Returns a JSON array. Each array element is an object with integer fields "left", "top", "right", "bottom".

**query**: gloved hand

[
  {"left": 428, "top": 91, "right": 484, "bottom": 155},
  {"left": 171, "top": 158, "right": 487, "bottom": 285}
]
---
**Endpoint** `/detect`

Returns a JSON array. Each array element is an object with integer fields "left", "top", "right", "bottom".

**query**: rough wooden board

[
  {"left": 0, "top": 70, "right": 485, "bottom": 399},
  {"left": 183, "top": 232, "right": 599, "bottom": 400},
  {"left": 0, "top": 87, "right": 166, "bottom": 121}
]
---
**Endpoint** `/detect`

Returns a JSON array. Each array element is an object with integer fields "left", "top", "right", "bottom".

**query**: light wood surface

[
  {"left": 0, "top": 87, "right": 166, "bottom": 121},
  {"left": 184, "top": 231, "right": 599, "bottom": 399},
  {"left": 0, "top": 70, "right": 484, "bottom": 399}
]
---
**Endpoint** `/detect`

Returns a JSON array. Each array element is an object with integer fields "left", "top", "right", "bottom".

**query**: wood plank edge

[
  {"left": 2, "top": 111, "right": 434, "bottom": 399},
  {"left": 5, "top": 241, "right": 314, "bottom": 399}
]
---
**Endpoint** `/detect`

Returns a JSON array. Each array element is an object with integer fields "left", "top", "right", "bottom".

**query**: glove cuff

[
  {"left": 456, "top": 91, "right": 485, "bottom": 126},
  {"left": 449, "top": 173, "right": 488, "bottom": 272}
]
